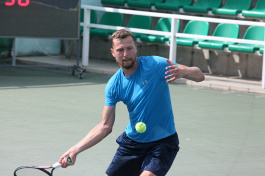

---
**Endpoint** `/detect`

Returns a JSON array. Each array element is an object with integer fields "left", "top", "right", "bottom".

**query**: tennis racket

[{"left": 14, "top": 157, "right": 72, "bottom": 176}]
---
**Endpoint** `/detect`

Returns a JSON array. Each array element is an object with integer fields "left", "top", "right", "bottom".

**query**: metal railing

[{"left": 81, "top": 5, "right": 265, "bottom": 89}]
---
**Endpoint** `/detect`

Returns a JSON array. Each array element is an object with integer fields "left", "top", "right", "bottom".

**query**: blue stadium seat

[
  {"left": 140, "top": 18, "right": 179, "bottom": 43},
  {"left": 183, "top": 0, "right": 222, "bottom": 13},
  {"left": 127, "top": 0, "right": 163, "bottom": 9},
  {"left": 198, "top": 23, "right": 239, "bottom": 50},
  {"left": 212, "top": 0, "right": 252, "bottom": 16},
  {"left": 242, "top": 0, "right": 265, "bottom": 18},
  {"left": 126, "top": 15, "right": 152, "bottom": 39},
  {"left": 80, "top": 9, "right": 97, "bottom": 35},
  {"left": 101, "top": 0, "right": 128, "bottom": 6},
  {"left": 228, "top": 26, "right": 265, "bottom": 53},
  {"left": 90, "top": 12, "right": 124, "bottom": 37},
  {"left": 177, "top": 21, "right": 209, "bottom": 47},
  {"left": 260, "top": 47, "right": 264, "bottom": 54},
  {"left": 155, "top": 0, "right": 192, "bottom": 11}
]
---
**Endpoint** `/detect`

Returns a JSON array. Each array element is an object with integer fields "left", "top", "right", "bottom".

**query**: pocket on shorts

[
  {"left": 116, "top": 132, "right": 137, "bottom": 148},
  {"left": 165, "top": 133, "right": 180, "bottom": 152}
]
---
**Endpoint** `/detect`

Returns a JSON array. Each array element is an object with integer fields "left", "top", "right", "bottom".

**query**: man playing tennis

[{"left": 59, "top": 29, "right": 205, "bottom": 176}]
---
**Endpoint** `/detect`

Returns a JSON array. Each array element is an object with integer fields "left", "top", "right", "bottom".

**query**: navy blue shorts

[{"left": 106, "top": 132, "right": 180, "bottom": 176}]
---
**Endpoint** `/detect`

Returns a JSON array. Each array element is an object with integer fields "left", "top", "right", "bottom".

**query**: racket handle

[
  {"left": 52, "top": 157, "right": 71, "bottom": 168},
  {"left": 67, "top": 157, "right": 72, "bottom": 163},
  {"left": 52, "top": 162, "right": 61, "bottom": 168}
]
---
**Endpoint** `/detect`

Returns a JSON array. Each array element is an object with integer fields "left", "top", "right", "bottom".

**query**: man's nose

[{"left": 123, "top": 49, "right": 129, "bottom": 57}]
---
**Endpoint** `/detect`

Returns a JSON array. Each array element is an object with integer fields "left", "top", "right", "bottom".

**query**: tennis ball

[{"left": 135, "top": 122, "right": 146, "bottom": 133}]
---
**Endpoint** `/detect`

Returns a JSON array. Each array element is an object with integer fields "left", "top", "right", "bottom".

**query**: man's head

[
  {"left": 111, "top": 29, "right": 136, "bottom": 48},
  {"left": 110, "top": 29, "right": 138, "bottom": 70}
]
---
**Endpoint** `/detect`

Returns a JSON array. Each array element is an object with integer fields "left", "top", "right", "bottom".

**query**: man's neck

[{"left": 122, "top": 60, "right": 138, "bottom": 77}]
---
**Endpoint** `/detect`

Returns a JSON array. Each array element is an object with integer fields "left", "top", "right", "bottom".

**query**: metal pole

[
  {"left": 262, "top": 28, "right": 265, "bottom": 89},
  {"left": 169, "top": 18, "right": 178, "bottom": 62},
  {"left": 82, "top": 9, "right": 91, "bottom": 67},
  {"left": 12, "top": 38, "right": 16, "bottom": 66}
]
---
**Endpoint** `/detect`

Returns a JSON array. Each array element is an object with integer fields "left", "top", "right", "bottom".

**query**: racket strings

[{"left": 14, "top": 168, "right": 52, "bottom": 176}]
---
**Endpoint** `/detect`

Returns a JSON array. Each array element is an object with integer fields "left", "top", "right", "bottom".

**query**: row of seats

[
  {"left": 144, "top": 20, "right": 264, "bottom": 54},
  {"left": 82, "top": 11, "right": 264, "bottom": 54},
  {"left": 101, "top": 0, "right": 265, "bottom": 18}
]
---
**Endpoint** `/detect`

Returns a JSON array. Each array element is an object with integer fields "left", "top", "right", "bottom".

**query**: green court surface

[{"left": 1, "top": 67, "right": 265, "bottom": 176}]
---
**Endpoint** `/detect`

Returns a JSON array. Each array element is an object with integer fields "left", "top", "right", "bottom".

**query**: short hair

[{"left": 111, "top": 29, "right": 136, "bottom": 48}]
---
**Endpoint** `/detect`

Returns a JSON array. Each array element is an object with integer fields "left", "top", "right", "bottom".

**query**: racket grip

[
  {"left": 52, "top": 162, "right": 61, "bottom": 168},
  {"left": 67, "top": 157, "right": 72, "bottom": 163}
]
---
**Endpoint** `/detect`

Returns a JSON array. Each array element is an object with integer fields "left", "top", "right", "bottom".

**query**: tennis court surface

[{"left": 1, "top": 66, "right": 265, "bottom": 176}]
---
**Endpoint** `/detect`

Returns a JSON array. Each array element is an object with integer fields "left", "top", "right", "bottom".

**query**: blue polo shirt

[{"left": 105, "top": 56, "right": 177, "bottom": 143}]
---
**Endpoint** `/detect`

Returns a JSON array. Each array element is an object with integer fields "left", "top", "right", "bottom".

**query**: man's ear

[
  {"left": 110, "top": 48, "right": 115, "bottom": 57},
  {"left": 135, "top": 43, "right": 137, "bottom": 54}
]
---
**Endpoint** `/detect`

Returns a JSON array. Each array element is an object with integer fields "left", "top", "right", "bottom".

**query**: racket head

[
  {"left": 14, "top": 165, "right": 56, "bottom": 176},
  {"left": 14, "top": 160, "right": 65, "bottom": 175}
]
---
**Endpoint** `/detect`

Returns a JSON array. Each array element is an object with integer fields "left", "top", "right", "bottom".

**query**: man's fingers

[
  {"left": 166, "top": 59, "right": 174, "bottom": 66},
  {"left": 166, "top": 77, "right": 176, "bottom": 82},
  {"left": 165, "top": 69, "right": 173, "bottom": 75},
  {"left": 59, "top": 156, "right": 72, "bottom": 168},
  {"left": 166, "top": 68, "right": 179, "bottom": 76},
  {"left": 165, "top": 74, "right": 176, "bottom": 81},
  {"left": 165, "top": 59, "right": 181, "bottom": 82}
]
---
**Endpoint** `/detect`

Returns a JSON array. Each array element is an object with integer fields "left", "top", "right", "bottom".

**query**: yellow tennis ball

[{"left": 135, "top": 122, "right": 146, "bottom": 133}]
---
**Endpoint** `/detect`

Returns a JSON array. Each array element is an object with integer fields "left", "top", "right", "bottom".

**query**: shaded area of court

[{"left": 1, "top": 67, "right": 265, "bottom": 176}]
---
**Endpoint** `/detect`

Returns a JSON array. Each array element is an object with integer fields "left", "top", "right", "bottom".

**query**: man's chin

[
  {"left": 122, "top": 64, "right": 134, "bottom": 69},
  {"left": 122, "top": 61, "right": 133, "bottom": 69}
]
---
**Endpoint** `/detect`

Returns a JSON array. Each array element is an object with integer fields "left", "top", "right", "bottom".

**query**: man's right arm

[{"left": 59, "top": 105, "right": 116, "bottom": 168}]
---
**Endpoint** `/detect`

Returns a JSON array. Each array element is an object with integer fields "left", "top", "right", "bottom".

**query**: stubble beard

[{"left": 121, "top": 56, "right": 137, "bottom": 69}]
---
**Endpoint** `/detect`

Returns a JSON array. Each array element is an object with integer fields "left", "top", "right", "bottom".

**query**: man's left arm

[{"left": 165, "top": 59, "right": 205, "bottom": 82}]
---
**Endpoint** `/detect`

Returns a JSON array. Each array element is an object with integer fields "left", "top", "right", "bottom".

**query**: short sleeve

[
  {"left": 152, "top": 56, "right": 178, "bottom": 79},
  {"left": 105, "top": 77, "right": 118, "bottom": 106}
]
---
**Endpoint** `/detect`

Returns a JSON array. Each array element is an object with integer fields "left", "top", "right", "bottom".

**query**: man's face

[{"left": 111, "top": 36, "right": 137, "bottom": 69}]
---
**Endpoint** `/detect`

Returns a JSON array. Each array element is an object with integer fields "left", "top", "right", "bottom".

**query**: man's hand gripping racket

[{"left": 13, "top": 157, "right": 72, "bottom": 176}]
